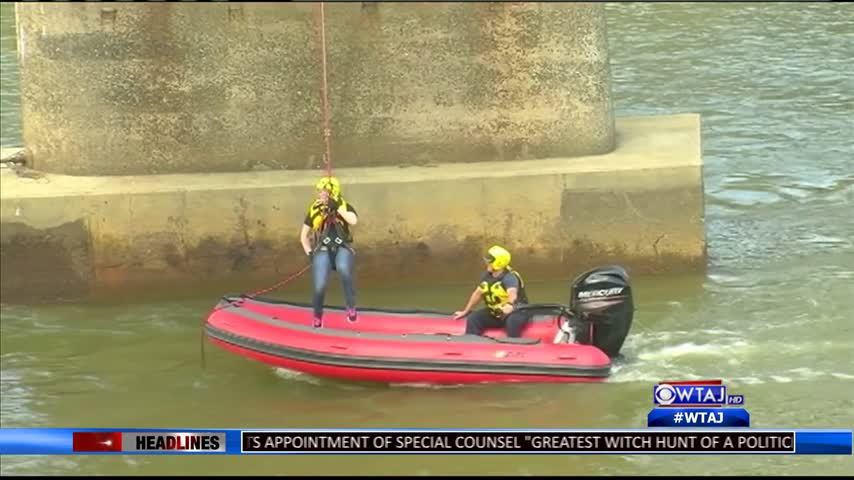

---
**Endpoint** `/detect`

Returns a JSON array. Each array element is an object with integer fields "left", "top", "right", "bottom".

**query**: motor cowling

[{"left": 567, "top": 265, "right": 634, "bottom": 358}]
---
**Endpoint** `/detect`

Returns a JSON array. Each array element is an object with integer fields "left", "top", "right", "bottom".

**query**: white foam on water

[
  {"left": 389, "top": 382, "right": 466, "bottom": 390},
  {"left": 827, "top": 270, "right": 854, "bottom": 280},
  {"left": 789, "top": 367, "right": 854, "bottom": 380},
  {"left": 30, "top": 321, "right": 65, "bottom": 332},
  {"left": 734, "top": 376, "right": 764, "bottom": 385},
  {"left": 706, "top": 273, "right": 746, "bottom": 285},
  {"left": 607, "top": 327, "right": 849, "bottom": 385},
  {"left": 270, "top": 368, "right": 372, "bottom": 391},
  {"left": 607, "top": 330, "right": 741, "bottom": 384},
  {"left": 608, "top": 364, "right": 696, "bottom": 384},
  {"left": 787, "top": 367, "right": 822, "bottom": 378},
  {"left": 636, "top": 331, "right": 678, "bottom": 342},
  {"left": 0, "top": 352, "right": 39, "bottom": 364},
  {"left": 272, "top": 367, "right": 322, "bottom": 385},
  {"left": 0, "top": 369, "right": 48, "bottom": 426},
  {"left": 700, "top": 328, "right": 741, "bottom": 336},
  {"left": 637, "top": 341, "right": 748, "bottom": 361},
  {"left": 765, "top": 341, "right": 854, "bottom": 355},
  {"left": 1, "top": 457, "right": 80, "bottom": 476},
  {"left": 674, "top": 372, "right": 708, "bottom": 380},
  {"left": 727, "top": 369, "right": 853, "bottom": 385},
  {"left": 801, "top": 233, "right": 851, "bottom": 247}
]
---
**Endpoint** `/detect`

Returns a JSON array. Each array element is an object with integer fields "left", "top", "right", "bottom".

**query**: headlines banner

[{"left": 1, "top": 429, "right": 851, "bottom": 455}]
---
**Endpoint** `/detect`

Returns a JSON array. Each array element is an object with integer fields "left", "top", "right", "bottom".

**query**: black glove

[{"left": 327, "top": 197, "right": 340, "bottom": 215}]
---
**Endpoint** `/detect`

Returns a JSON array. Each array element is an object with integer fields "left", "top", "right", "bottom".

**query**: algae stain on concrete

[{"left": 0, "top": 219, "right": 93, "bottom": 301}]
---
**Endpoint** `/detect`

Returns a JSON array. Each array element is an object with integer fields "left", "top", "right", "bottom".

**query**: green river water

[{"left": 1, "top": 3, "right": 853, "bottom": 476}]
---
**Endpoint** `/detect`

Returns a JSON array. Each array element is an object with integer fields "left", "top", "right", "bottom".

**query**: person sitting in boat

[
  {"left": 299, "top": 175, "right": 359, "bottom": 328},
  {"left": 453, "top": 245, "right": 531, "bottom": 338}
]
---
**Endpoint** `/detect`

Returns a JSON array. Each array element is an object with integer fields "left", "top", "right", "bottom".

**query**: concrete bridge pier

[{"left": 1, "top": 3, "right": 706, "bottom": 303}]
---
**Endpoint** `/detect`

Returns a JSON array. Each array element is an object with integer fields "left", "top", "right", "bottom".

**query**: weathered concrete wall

[
  {"left": 0, "top": 114, "right": 703, "bottom": 304},
  {"left": 15, "top": 2, "right": 615, "bottom": 176}
]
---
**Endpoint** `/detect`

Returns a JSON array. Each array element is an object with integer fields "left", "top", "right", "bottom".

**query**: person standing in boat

[
  {"left": 299, "top": 176, "right": 359, "bottom": 328},
  {"left": 453, "top": 245, "right": 531, "bottom": 338}
]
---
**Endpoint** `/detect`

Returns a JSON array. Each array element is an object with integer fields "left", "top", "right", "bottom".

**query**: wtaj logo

[{"left": 653, "top": 380, "right": 744, "bottom": 407}]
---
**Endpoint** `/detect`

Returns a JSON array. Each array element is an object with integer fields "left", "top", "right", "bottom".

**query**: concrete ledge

[{"left": 0, "top": 114, "right": 705, "bottom": 303}]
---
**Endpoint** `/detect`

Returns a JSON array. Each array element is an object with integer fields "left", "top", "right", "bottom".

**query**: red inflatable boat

[{"left": 204, "top": 265, "right": 635, "bottom": 385}]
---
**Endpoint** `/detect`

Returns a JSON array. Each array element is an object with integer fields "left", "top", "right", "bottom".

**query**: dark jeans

[
  {"left": 311, "top": 247, "right": 356, "bottom": 320},
  {"left": 464, "top": 307, "right": 530, "bottom": 338}
]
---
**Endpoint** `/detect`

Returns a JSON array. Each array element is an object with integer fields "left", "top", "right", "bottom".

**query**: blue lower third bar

[
  {"left": 1, "top": 428, "right": 851, "bottom": 455},
  {"left": 0, "top": 428, "right": 239, "bottom": 455},
  {"left": 795, "top": 431, "right": 853, "bottom": 455},
  {"left": 648, "top": 408, "right": 750, "bottom": 428}
]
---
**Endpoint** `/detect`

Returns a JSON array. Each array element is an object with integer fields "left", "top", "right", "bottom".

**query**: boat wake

[{"left": 608, "top": 329, "right": 854, "bottom": 385}]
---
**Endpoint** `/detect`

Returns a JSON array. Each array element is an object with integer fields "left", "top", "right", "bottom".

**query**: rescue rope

[
  {"left": 201, "top": 3, "right": 337, "bottom": 370},
  {"left": 318, "top": 1, "right": 333, "bottom": 177},
  {"left": 200, "top": 264, "right": 311, "bottom": 369}
]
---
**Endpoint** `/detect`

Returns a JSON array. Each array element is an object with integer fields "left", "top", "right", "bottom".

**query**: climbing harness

[{"left": 201, "top": 3, "right": 337, "bottom": 369}]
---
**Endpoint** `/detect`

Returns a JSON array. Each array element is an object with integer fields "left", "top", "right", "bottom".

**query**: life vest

[
  {"left": 306, "top": 198, "right": 353, "bottom": 250},
  {"left": 478, "top": 267, "right": 528, "bottom": 317}
]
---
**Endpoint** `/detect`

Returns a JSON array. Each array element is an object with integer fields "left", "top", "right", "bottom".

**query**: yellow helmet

[
  {"left": 315, "top": 176, "right": 341, "bottom": 199},
  {"left": 484, "top": 245, "right": 511, "bottom": 271}
]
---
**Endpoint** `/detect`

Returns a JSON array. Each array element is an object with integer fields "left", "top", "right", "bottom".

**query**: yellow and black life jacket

[{"left": 478, "top": 267, "right": 529, "bottom": 316}]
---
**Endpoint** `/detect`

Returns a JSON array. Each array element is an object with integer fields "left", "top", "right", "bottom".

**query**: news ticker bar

[{"left": 0, "top": 429, "right": 851, "bottom": 455}]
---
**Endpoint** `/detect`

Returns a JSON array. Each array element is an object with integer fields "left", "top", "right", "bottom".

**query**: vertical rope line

[{"left": 318, "top": 2, "right": 333, "bottom": 176}]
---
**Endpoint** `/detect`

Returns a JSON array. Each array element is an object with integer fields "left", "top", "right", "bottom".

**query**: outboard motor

[{"left": 567, "top": 265, "right": 634, "bottom": 358}]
